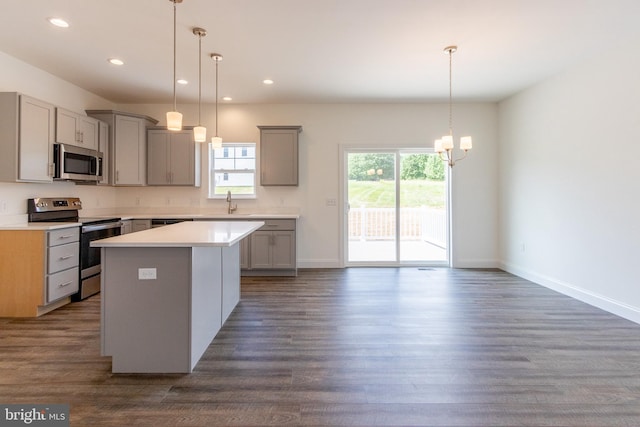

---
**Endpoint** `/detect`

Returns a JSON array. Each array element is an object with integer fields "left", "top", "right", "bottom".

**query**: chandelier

[{"left": 434, "top": 45, "right": 472, "bottom": 167}]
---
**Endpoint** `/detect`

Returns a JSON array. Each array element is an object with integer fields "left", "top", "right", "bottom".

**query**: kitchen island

[{"left": 92, "top": 220, "right": 263, "bottom": 373}]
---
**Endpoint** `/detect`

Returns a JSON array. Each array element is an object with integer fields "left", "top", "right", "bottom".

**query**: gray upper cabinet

[
  {"left": 55, "top": 107, "right": 99, "bottom": 151},
  {"left": 97, "top": 120, "right": 109, "bottom": 185},
  {"left": 86, "top": 110, "right": 158, "bottom": 186},
  {"left": 147, "top": 128, "right": 201, "bottom": 186},
  {"left": 258, "top": 125, "right": 302, "bottom": 186},
  {"left": 0, "top": 92, "right": 55, "bottom": 183}
]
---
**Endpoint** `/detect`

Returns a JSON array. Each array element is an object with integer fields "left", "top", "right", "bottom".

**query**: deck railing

[{"left": 348, "top": 206, "right": 446, "bottom": 248}]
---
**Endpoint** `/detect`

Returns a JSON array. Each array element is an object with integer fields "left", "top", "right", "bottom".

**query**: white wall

[
  {"left": 498, "top": 43, "right": 640, "bottom": 322},
  {"left": 0, "top": 49, "right": 499, "bottom": 269},
  {"left": 0, "top": 51, "right": 117, "bottom": 223},
  {"left": 118, "top": 102, "right": 499, "bottom": 268}
]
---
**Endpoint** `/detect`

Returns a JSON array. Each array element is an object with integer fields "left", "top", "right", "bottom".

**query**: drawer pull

[
  {"left": 264, "top": 224, "right": 278, "bottom": 227},
  {"left": 59, "top": 255, "right": 74, "bottom": 260},
  {"left": 58, "top": 281, "right": 73, "bottom": 288},
  {"left": 58, "top": 235, "right": 74, "bottom": 239}
]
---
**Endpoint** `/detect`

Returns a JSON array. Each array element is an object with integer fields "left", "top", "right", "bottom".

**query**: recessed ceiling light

[
  {"left": 263, "top": 79, "right": 274, "bottom": 85},
  {"left": 108, "top": 58, "right": 124, "bottom": 66},
  {"left": 177, "top": 79, "right": 188, "bottom": 85},
  {"left": 48, "top": 17, "right": 69, "bottom": 28},
  {"left": 222, "top": 96, "right": 232, "bottom": 101}
]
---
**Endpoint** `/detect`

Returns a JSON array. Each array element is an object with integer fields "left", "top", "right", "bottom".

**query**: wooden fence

[{"left": 348, "top": 206, "right": 446, "bottom": 248}]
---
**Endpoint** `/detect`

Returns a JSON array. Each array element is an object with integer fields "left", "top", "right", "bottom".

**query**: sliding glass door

[{"left": 345, "top": 149, "right": 448, "bottom": 265}]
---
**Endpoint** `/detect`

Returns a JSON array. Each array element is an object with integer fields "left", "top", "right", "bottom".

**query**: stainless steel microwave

[{"left": 53, "top": 143, "right": 103, "bottom": 183}]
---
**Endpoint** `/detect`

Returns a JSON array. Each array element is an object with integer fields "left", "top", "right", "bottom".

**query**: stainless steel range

[{"left": 27, "top": 197, "right": 122, "bottom": 300}]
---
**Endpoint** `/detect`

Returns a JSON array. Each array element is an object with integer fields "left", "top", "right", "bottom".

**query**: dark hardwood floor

[{"left": 2, "top": 268, "right": 640, "bottom": 426}]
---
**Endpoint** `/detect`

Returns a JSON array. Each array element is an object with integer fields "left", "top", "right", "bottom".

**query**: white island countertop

[{"left": 92, "top": 220, "right": 264, "bottom": 248}]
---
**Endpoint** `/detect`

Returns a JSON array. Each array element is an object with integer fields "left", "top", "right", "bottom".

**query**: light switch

[
  {"left": 326, "top": 198, "right": 337, "bottom": 207},
  {"left": 138, "top": 268, "right": 157, "bottom": 280}
]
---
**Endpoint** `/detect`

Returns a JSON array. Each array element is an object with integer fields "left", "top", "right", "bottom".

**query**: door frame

[{"left": 339, "top": 144, "right": 451, "bottom": 268}]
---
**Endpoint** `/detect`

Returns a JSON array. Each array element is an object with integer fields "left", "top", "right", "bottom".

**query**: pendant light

[
  {"left": 192, "top": 27, "right": 207, "bottom": 142},
  {"left": 434, "top": 45, "right": 472, "bottom": 167},
  {"left": 210, "top": 53, "right": 223, "bottom": 149},
  {"left": 166, "top": 0, "right": 183, "bottom": 131}
]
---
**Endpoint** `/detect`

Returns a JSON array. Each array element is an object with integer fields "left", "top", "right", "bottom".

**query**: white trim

[
  {"left": 339, "top": 144, "right": 449, "bottom": 267},
  {"left": 501, "top": 261, "right": 640, "bottom": 325}
]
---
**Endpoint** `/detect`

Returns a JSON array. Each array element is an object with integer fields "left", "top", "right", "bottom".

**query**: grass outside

[{"left": 349, "top": 179, "right": 445, "bottom": 209}]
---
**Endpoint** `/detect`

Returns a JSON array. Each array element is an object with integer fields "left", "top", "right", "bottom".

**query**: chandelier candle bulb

[
  {"left": 441, "top": 135, "right": 454, "bottom": 150},
  {"left": 433, "top": 45, "right": 472, "bottom": 167}
]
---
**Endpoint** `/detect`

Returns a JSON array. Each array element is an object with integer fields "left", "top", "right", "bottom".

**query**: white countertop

[
  {"left": 0, "top": 222, "right": 81, "bottom": 231},
  {"left": 91, "top": 220, "right": 264, "bottom": 248},
  {"left": 118, "top": 213, "right": 299, "bottom": 220}
]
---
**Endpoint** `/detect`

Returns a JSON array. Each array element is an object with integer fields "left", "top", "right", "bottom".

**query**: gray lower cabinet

[
  {"left": 239, "top": 237, "right": 250, "bottom": 269},
  {"left": 0, "top": 226, "right": 79, "bottom": 317},
  {"left": 120, "top": 220, "right": 132, "bottom": 234},
  {"left": 46, "top": 227, "right": 80, "bottom": 304},
  {"left": 247, "top": 219, "right": 296, "bottom": 275},
  {"left": 193, "top": 217, "right": 297, "bottom": 276},
  {"left": 131, "top": 219, "right": 151, "bottom": 233}
]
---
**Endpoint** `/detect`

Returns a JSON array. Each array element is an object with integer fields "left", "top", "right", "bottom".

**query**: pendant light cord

[
  {"left": 215, "top": 59, "right": 219, "bottom": 137},
  {"left": 448, "top": 48, "right": 453, "bottom": 137},
  {"left": 198, "top": 33, "right": 202, "bottom": 126},
  {"left": 172, "top": 1, "right": 177, "bottom": 112}
]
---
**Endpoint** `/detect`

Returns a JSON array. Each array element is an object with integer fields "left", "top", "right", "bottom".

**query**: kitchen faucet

[{"left": 226, "top": 190, "right": 237, "bottom": 214}]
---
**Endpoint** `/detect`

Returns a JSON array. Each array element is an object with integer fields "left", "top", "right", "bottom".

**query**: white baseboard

[
  {"left": 500, "top": 261, "right": 640, "bottom": 325},
  {"left": 297, "top": 259, "right": 343, "bottom": 269},
  {"left": 453, "top": 258, "right": 500, "bottom": 269}
]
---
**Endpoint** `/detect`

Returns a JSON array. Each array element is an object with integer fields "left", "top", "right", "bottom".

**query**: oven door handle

[{"left": 82, "top": 222, "right": 123, "bottom": 233}]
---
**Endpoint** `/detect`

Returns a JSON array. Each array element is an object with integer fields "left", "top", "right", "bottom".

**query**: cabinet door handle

[
  {"left": 58, "top": 281, "right": 73, "bottom": 288},
  {"left": 116, "top": 170, "right": 119, "bottom": 182},
  {"left": 59, "top": 255, "right": 74, "bottom": 260}
]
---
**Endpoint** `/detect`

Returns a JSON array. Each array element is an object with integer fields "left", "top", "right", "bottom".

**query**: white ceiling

[{"left": 1, "top": 0, "right": 639, "bottom": 105}]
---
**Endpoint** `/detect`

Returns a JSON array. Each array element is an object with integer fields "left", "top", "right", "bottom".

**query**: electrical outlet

[
  {"left": 138, "top": 268, "right": 157, "bottom": 280},
  {"left": 135, "top": 197, "right": 141, "bottom": 206}
]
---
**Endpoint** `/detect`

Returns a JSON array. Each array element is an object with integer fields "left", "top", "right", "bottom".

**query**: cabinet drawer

[
  {"left": 257, "top": 219, "right": 296, "bottom": 231},
  {"left": 47, "top": 267, "right": 79, "bottom": 303},
  {"left": 48, "top": 242, "right": 79, "bottom": 273},
  {"left": 48, "top": 227, "right": 79, "bottom": 246}
]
